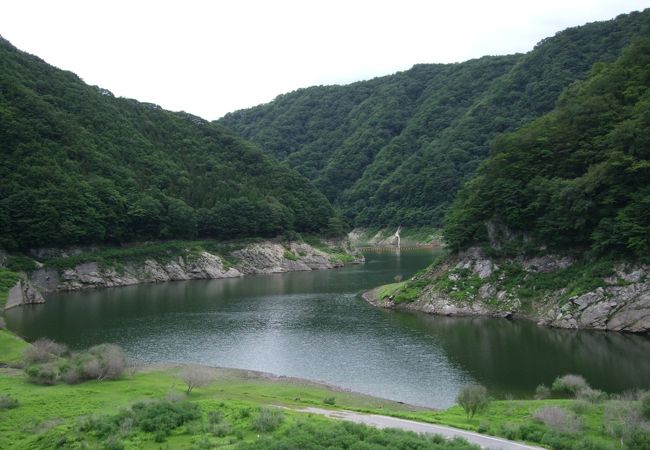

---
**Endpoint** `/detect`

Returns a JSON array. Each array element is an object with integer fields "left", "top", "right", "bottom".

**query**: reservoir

[{"left": 6, "top": 250, "right": 650, "bottom": 408}]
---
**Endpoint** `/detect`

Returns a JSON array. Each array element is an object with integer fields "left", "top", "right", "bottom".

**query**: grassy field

[
  {"left": 0, "top": 363, "right": 476, "bottom": 449},
  {"left": 0, "top": 330, "right": 30, "bottom": 366},
  {"left": 1, "top": 359, "right": 640, "bottom": 449}
]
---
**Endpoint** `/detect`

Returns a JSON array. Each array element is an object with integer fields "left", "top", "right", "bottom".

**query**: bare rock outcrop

[
  {"left": 365, "top": 247, "right": 650, "bottom": 333},
  {"left": 28, "top": 240, "right": 361, "bottom": 294},
  {"left": 4, "top": 280, "right": 45, "bottom": 310}
]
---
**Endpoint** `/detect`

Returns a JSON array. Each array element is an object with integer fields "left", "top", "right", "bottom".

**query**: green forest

[
  {"left": 0, "top": 38, "right": 336, "bottom": 250},
  {"left": 443, "top": 37, "right": 650, "bottom": 258},
  {"left": 220, "top": 10, "right": 649, "bottom": 229}
]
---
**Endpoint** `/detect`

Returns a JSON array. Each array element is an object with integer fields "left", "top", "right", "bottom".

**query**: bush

[
  {"left": 208, "top": 410, "right": 224, "bottom": 424},
  {"left": 551, "top": 374, "right": 589, "bottom": 397},
  {"left": 6, "top": 256, "right": 38, "bottom": 272},
  {"left": 534, "top": 384, "right": 551, "bottom": 400},
  {"left": 86, "top": 344, "right": 126, "bottom": 380},
  {"left": 533, "top": 406, "right": 583, "bottom": 434},
  {"left": 253, "top": 408, "right": 284, "bottom": 432},
  {"left": 456, "top": 384, "right": 490, "bottom": 420},
  {"left": 25, "top": 363, "right": 58, "bottom": 385},
  {"left": 569, "top": 399, "right": 591, "bottom": 415},
  {"left": 131, "top": 400, "right": 201, "bottom": 435},
  {"left": 604, "top": 400, "right": 645, "bottom": 442},
  {"left": 323, "top": 396, "right": 336, "bottom": 405},
  {"left": 576, "top": 386, "right": 607, "bottom": 403},
  {"left": 208, "top": 421, "right": 231, "bottom": 437},
  {"left": 641, "top": 391, "right": 650, "bottom": 420},
  {"left": 0, "top": 394, "right": 19, "bottom": 409},
  {"left": 23, "top": 338, "right": 68, "bottom": 365}
]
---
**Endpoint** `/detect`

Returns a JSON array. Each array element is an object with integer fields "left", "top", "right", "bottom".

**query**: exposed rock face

[
  {"left": 4, "top": 280, "right": 46, "bottom": 310},
  {"left": 365, "top": 247, "right": 650, "bottom": 334},
  {"left": 232, "top": 242, "right": 342, "bottom": 274},
  {"left": 29, "top": 241, "right": 362, "bottom": 294}
]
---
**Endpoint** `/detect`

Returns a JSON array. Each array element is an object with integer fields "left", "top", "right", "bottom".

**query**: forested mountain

[
  {"left": 0, "top": 37, "right": 335, "bottom": 250},
  {"left": 220, "top": 9, "right": 650, "bottom": 228},
  {"left": 444, "top": 37, "right": 650, "bottom": 257}
]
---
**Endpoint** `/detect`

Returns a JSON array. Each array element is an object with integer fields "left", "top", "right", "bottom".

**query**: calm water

[{"left": 6, "top": 250, "right": 650, "bottom": 408}]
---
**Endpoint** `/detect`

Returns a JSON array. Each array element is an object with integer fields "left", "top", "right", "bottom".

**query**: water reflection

[{"left": 6, "top": 250, "right": 650, "bottom": 407}]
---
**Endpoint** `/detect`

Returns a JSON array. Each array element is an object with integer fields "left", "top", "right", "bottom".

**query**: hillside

[
  {"left": 368, "top": 38, "right": 650, "bottom": 333},
  {"left": 444, "top": 38, "right": 650, "bottom": 258},
  {"left": 0, "top": 37, "right": 335, "bottom": 250},
  {"left": 219, "top": 9, "right": 650, "bottom": 228}
]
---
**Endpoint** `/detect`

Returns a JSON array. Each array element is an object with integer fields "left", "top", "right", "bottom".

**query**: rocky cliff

[
  {"left": 3, "top": 240, "right": 363, "bottom": 310},
  {"left": 365, "top": 247, "right": 649, "bottom": 333}
]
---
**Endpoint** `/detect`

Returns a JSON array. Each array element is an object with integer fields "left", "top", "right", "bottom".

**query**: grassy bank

[
  {"left": 2, "top": 355, "right": 644, "bottom": 449},
  {"left": 0, "top": 357, "right": 477, "bottom": 449}
]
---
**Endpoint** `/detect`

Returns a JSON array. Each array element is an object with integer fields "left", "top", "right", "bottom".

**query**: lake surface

[{"left": 7, "top": 250, "right": 650, "bottom": 408}]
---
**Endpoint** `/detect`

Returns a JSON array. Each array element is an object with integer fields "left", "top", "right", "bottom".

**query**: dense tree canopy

[
  {"left": 0, "top": 38, "right": 335, "bottom": 249},
  {"left": 219, "top": 9, "right": 649, "bottom": 228},
  {"left": 443, "top": 38, "right": 650, "bottom": 257}
]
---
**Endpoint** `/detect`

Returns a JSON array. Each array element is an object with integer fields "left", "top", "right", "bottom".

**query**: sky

[{"left": 1, "top": 0, "right": 648, "bottom": 120}]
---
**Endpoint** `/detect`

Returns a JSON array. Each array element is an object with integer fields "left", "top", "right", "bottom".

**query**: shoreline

[{"left": 4, "top": 237, "right": 364, "bottom": 309}]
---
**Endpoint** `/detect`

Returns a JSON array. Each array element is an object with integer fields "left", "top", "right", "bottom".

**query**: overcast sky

[{"left": 1, "top": 1, "right": 648, "bottom": 120}]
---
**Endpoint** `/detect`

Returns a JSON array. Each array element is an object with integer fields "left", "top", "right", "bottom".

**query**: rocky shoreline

[
  {"left": 363, "top": 247, "right": 650, "bottom": 334},
  {"left": 5, "top": 240, "right": 363, "bottom": 310}
]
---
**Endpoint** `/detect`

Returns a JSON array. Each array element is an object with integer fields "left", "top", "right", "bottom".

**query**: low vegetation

[
  {"left": 0, "top": 268, "right": 21, "bottom": 310},
  {"left": 23, "top": 341, "right": 126, "bottom": 385},
  {"left": 456, "top": 385, "right": 490, "bottom": 420}
]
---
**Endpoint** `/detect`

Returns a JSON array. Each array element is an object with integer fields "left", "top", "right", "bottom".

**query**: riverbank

[
  {"left": 349, "top": 227, "right": 442, "bottom": 247},
  {"left": 0, "top": 333, "right": 643, "bottom": 449},
  {"left": 364, "top": 247, "right": 650, "bottom": 333},
  {"left": 1, "top": 237, "right": 363, "bottom": 309}
]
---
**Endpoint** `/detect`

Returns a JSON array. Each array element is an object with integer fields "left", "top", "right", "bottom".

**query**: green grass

[
  {"left": 0, "top": 269, "right": 22, "bottom": 310},
  {"left": 283, "top": 250, "right": 299, "bottom": 261},
  {"left": 0, "top": 362, "right": 455, "bottom": 450},
  {"left": 41, "top": 240, "right": 251, "bottom": 271},
  {"left": 0, "top": 329, "right": 30, "bottom": 366}
]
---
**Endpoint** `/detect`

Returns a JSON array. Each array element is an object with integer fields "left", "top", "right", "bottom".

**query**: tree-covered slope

[
  {"left": 0, "top": 37, "right": 336, "bottom": 250},
  {"left": 444, "top": 37, "right": 650, "bottom": 257},
  {"left": 219, "top": 9, "right": 650, "bottom": 228}
]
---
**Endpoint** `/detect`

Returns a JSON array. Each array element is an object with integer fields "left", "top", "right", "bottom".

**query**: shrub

[
  {"left": 208, "top": 410, "right": 224, "bottom": 424},
  {"left": 23, "top": 338, "right": 68, "bottom": 365},
  {"left": 576, "top": 386, "right": 607, "bottom": 403},
  {"left": 208, "top": 421, "right": 231, "bottom": 437},
  {"left": 641, "top": 391, "right": 650, "bottom": 420},
  {"left": 551, "top": 374, "right": 589, "bottom": 397},
  {"left": 253, "top": 408, "right": 284, "bottom": 432},
  {"left": 58, "top": 362, "right": 84, "bottom": 384},
  {"left": 518, "top": 423, "right": 545, "bottom": 443},
  {"left": 131, "top": 400, "right": 201, "bottom": 435},
  {"left": 500, "top": 422, "right": 520, "bottom": 440},
  {"left": 626, "top": 428, "right": 650, "bottom": 449},
  {"left": 534, "top": 384, "right": 551, "bottom": 400},
  {"left": 323, "top": 396, "right": 336, "bottom": 405},
  {"left": 0, "top": 394, "right": 19, "bottom": 409},
  {"left": 604, "top": 400, "right": 645, "bottom": 442},
  {"left": 6, "top": 256, "right": 38, "bottom": 272},
  {"left": 533, "top": 406, "right": 583, "bottom": 434},
  {"left": 180, "top": 366, "right": 214, "bottom": 394},
  {"left": 105, "top": 436, "right": 125, "bottom": 450},
  {"left": 569, "top": 399, "right": 591, "bottom": 415},
  {"left": 87, "top": 344, "right": 126, "bottom": 380},
  {"left": 25, "top": 363, "right": 58, "bottom": 385},
  {"left": 456, "top": 384, "right": 490, "bottom": 420}
]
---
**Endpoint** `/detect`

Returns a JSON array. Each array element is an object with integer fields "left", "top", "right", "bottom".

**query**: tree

[
  {"left": 180, "top": 366, "right": 214, "bottom": 394},
  {"left": 456, "top": 384, "right": 490, "bottom": 420}
]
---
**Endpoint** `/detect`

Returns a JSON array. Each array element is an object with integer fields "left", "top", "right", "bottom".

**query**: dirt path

[{"left": 294, "top": 407, "right": 544, "bottom": 450}]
